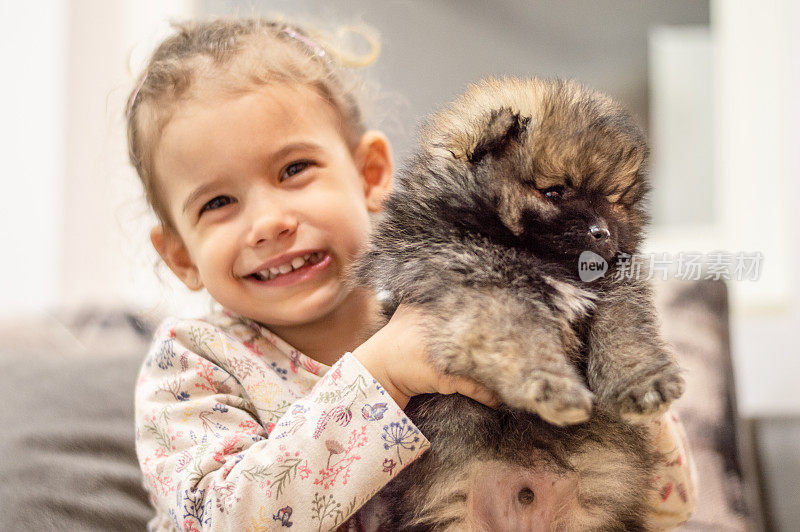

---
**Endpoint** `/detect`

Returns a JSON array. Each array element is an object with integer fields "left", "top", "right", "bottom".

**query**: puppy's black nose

[{"left": 589, "top": 224, "right": 611, "bottom": 240}]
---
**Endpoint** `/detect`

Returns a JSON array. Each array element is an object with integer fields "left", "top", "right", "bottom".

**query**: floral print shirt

[{"left": 135, "top": 309, "right": 695, "bottom": 531}]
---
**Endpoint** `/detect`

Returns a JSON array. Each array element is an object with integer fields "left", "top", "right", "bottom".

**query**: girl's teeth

[{"left": 254, "top": 252, "right": 326, "bottom": 281}]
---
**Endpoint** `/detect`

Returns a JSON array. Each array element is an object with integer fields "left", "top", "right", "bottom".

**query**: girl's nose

[{"left": 245, "top": 202, "right": 298, "bottom": 247}]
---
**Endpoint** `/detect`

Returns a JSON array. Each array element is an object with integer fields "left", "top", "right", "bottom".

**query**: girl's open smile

[{"left": 246, "top": 251, "right": 332, "bottom": 287}]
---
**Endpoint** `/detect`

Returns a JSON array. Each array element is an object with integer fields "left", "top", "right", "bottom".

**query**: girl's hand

[{"left": 353, "top": 303, "right": 500, "bottom": 410}]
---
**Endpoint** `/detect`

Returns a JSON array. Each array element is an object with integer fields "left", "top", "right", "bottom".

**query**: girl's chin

[{"left": 253, "top": 289, "right": 352, "bottom": 327}]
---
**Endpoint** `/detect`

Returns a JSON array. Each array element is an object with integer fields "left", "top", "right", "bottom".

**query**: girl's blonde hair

[{"left": 125, "top": 17, "right": 379, "bottom": 230}]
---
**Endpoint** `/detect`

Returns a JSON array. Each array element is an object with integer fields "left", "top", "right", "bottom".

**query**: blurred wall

[
  {"left": 0, "top": 1, "right": 66, "bottom": 317},
  {"left": 203, "top": 0, "right": 709, "bottom": 161}
]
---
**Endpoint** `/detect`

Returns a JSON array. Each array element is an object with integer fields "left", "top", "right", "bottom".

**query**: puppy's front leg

[
  {"left": 421, "top": 285, "right": 594, "bottom": 426},
  {"left": 587, "top": 279, "right": 684, "bottom": 421}
]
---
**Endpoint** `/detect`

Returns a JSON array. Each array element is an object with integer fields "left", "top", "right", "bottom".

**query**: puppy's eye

[{"left": 541, "top": 185, "right": 565, "bottom": 200}]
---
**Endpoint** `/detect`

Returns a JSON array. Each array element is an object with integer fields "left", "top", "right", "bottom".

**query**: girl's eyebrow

[
  {"left": 182, "top": 181, "right": 221, "bottom": 214},
  {"left": 268, "top": 141, "right": 321, "bottom": 162},
  {"left": 181, "top": 142, "right": 323, "bottom": 214}
]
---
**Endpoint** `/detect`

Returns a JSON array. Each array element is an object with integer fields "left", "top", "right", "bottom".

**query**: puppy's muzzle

[{"left": 587, "top": 221, "right": 617, "bottom": 259}]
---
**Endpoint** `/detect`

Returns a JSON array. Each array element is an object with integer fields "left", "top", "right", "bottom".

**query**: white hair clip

[{"left": 280, "top": 26, "right": 327, "bottom": 59}]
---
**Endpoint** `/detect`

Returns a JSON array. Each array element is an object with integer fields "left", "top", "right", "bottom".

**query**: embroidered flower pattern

[
  {"left": 135, "top": 313, "right": 432, "bottom": 530},
  {"left": 381, "top": 417, "right": 421, "bottom": 465}
]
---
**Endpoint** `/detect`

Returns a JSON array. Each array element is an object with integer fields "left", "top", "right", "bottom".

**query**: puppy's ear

[{"left": 468, "top": 108, "right": 530, "bottom": 164}]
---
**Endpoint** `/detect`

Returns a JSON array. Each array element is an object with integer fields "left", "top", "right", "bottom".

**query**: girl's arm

[
  {"left": 135, "top": 319, "right": 430, "bottom": 531},
  {"left": 645, "top": 409, "right": 698, "bottom": 530}
]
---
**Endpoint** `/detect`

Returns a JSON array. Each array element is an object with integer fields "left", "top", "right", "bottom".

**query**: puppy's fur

[{"left": 349, "top": 77, "right": 684, "bottom": 530}]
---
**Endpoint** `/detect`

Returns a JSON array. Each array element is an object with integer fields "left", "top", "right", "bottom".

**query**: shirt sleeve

[
  {"left": 135, "top": 319, "right": 430, "bottom": 531},
  {"left": 645, "top": 409, "right": 698, "bottom": 530}
]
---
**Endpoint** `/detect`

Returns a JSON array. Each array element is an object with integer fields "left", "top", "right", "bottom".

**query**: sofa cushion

[{"left": 0, "top": 311, "right": 154, "bottom": 531}]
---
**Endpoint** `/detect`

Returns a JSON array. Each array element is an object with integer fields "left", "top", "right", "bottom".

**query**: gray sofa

[
  {"left": 0, "top": 280, "right": 759, "bottom": 530},
  {"left": 0, "top": 311, "right": 153, "bottom": 530}
]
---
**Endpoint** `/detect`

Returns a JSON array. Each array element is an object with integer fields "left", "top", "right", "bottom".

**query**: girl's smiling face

[{"left": 150, "top": 83, "right": 392, "bottom": 328}]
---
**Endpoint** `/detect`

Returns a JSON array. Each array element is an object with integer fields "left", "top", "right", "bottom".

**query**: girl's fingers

[{"left": 440, "top": 375, "right": 500, "bottom": 409}]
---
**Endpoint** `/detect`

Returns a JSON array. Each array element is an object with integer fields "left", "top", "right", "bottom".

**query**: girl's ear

[
  {"left": 150, "top": 225, "right": 204, "bottom": 291},
  {"left": 354, "top": 130, "right": 393, "bottom": 212}
]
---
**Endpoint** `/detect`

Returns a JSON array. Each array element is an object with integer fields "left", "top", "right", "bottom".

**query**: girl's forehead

[
  {"left": 158, "top": 84, "right": 343, "bottom": 164},
  {"left": 175, "top": 83, "right": 334, "bottom": 124}
]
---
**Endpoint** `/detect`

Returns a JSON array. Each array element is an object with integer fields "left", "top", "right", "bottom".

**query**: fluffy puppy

[{"left": 349, "top": 77, "right": 684, "bottom": 530}]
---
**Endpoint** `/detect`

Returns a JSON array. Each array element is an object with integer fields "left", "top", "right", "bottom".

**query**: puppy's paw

[
  {"left": 501, "top": 372, "right": 595, "bottom": 426},
  {"left": 616, "top": 365, "right": 685, "bottom": 422}
]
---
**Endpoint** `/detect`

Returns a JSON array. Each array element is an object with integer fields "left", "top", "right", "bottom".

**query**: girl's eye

[
  {"left": 541, "top": 185, "right": 566, "bottom": 200},
  {"left": 281, "top": 160, "right": 313, "bottom": 180},
  {"left": 199, "top": 195, "right": 235, "bottom": 215}
]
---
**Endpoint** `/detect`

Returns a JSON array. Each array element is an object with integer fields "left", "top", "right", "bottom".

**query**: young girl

[{"left": 128, "top": 18, "right": 695, "bottom": 531}]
